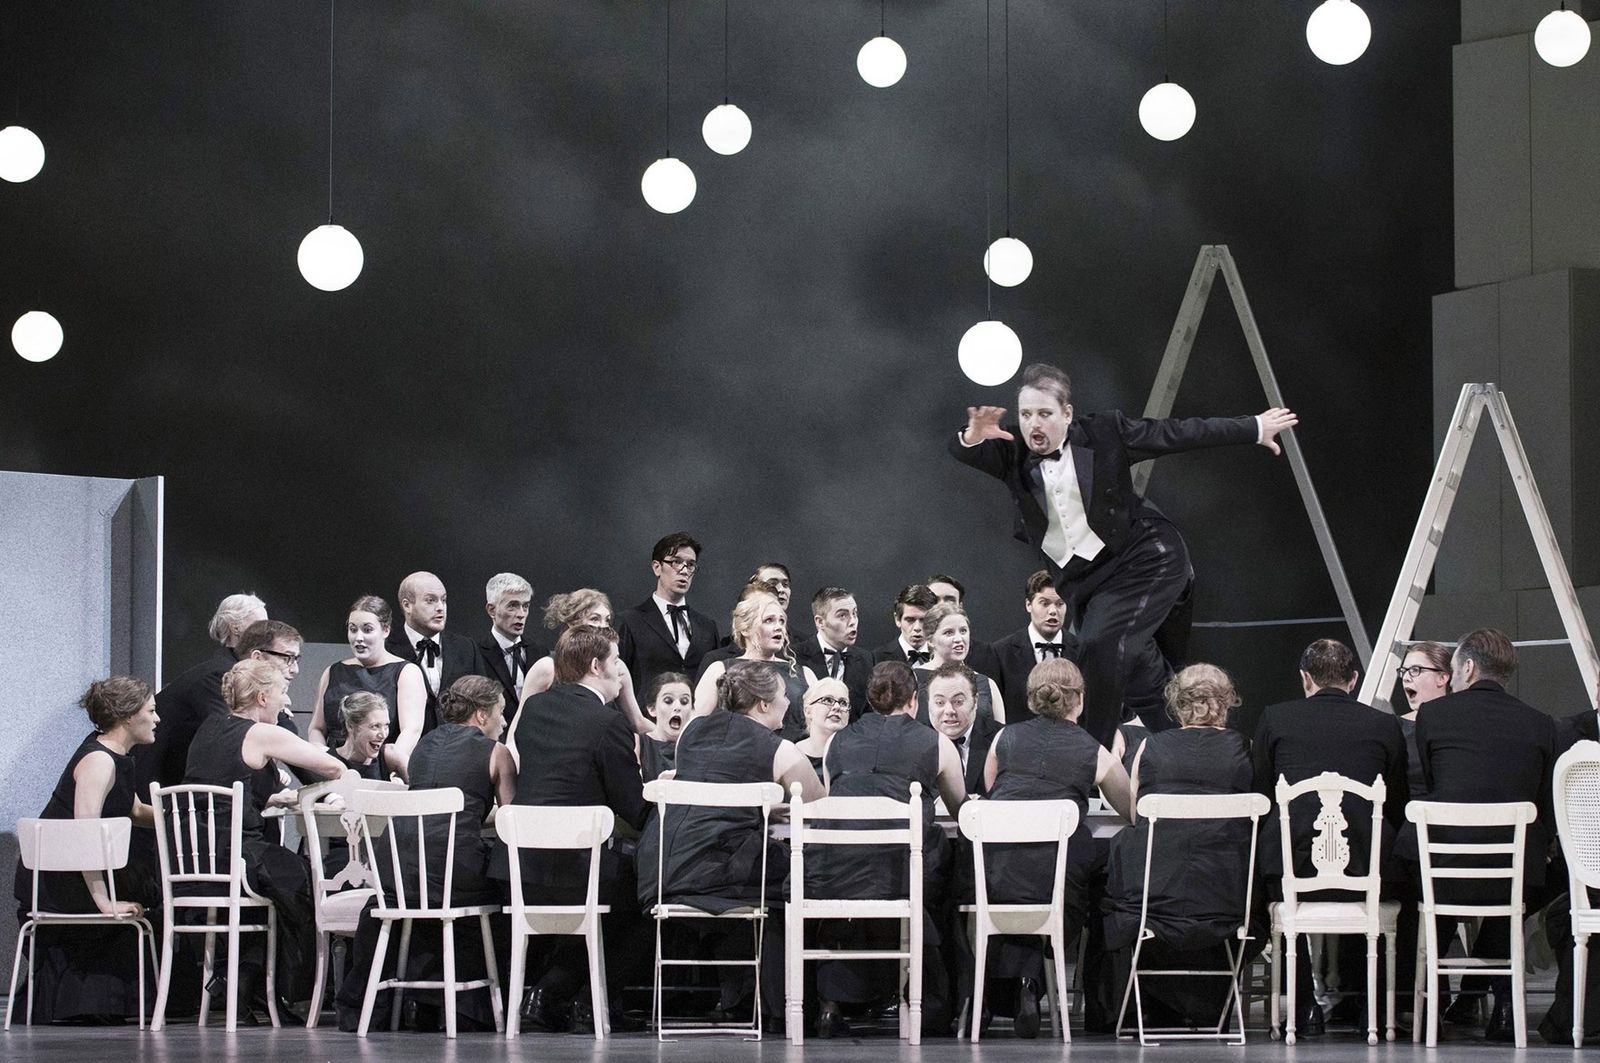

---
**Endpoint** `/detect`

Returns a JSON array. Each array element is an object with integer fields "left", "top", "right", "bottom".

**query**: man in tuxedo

[
  {"left": 951, "top": 361, "right": 1296, "bottom": 746},
  {"left": 990, "top": 570, "right": 1076, "bottom": 725},
  {"left": 872, "top": 584, "right": 939, "bottom": 667},
  {"left": 477, "top": 572, "right": 543, "bottom": 729},
  {"left": 135, "top": 591, "right": 267, "bottom": 793},
  {"left": 236, "top": 619, "right": 305, "bottom": 735},
  {"left": 384, "top": 570, "right": 485, "bottom": 733},
  {"left": 795, "top": 586, "right": 873, "bottom": 721},
  {"left": 509, "top": 625, "right": 649, "bottom": 1032},
  {"left": 749, "top": 561, "right": 794, "bottom": 615},
  {"left": 925, "top": 572, "right": 1002, "bottom": 681},
  {"left": 926, "top": 661, "right": 1001, "bottom": 797},
  {"left": 615, "top": 532, "right": 719, "bottom": 704}
]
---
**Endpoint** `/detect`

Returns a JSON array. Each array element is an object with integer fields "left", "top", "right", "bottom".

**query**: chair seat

[
  {"left": 1271, "top": 899, "right": 1401, "bottom": 934},
  {"left": 24, "top": 911, "right": 151, "bottom": 925},
  {"left": 318, "top": 888, "right": 376, "bottom": 931},
  {"left": 170, "top": 893, "right": 272, "bottom": 909},
  {"left": 799, "top": 898, "right": 912, "bottom": 917},
  {"left": 652, "top": 903, "right": 765, "bottom": 919},
  {"left": 959, "top": 904, "right": 1056, "bottom": 935},
  {"left": 503, "top": 904, "right": 612, "bottom": 916},
  {"left": 372, "top": 905, "right": 500, "bottom": 920}
]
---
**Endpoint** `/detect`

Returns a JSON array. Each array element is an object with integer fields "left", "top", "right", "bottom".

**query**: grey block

[
  {"left": 1532, "top": 28, "right": 1600, "bottom": 273},
  {"left": 1572, "top": 272, "right": 1600, "bottom": 587},
  {"left": 1454, "top": 35, "right": 1533, "bottom": 288},
  {"left": 1431, "top": 288, "right": 1503, "bottom": 593},
  {"left": 1415, "top": 589, "right": 1520, "bottom": 642},
  {"left": 288, "top": 641, "right": 356, "bottom": 739}
]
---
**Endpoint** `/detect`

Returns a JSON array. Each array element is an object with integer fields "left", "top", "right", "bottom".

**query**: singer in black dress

[
  {"left": 693, "top": 591, "right": 816, "bottom": 741},
  {"left": 307, "top": 596, "right": 427, "bottom": 762}
]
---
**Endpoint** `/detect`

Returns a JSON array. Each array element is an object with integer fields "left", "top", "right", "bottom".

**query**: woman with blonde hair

[
  {"left": 507, "top": 589, "right": 651, "bottom": 743},
  {"left": 916, "top": 601, "right": 1005, "bottom": 724},
  {"left": 692, "top": 589, "right": 816, "bottom": 739},
  {"left": 794, "top": 676, "right": 851, "bottom": 780}
]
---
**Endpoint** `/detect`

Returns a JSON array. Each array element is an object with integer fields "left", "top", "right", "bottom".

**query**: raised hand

[
  {"left": 963, "top": 405, "right": 1015, "bottom": 446},
  {"left": 1257, "top": 407, "right": 1298, "bottom": 456}
]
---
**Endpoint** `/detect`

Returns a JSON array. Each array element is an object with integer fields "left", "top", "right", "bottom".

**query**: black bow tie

[
  {"left": 1035, "top": 642, "right": 1064, "bottom": 658},
  {"left": 507, "top": 642, "right": 526, "bottom": 673},
  {"left": 824, "top": 647, "right": 847, "bottom": 677},
  {"left": 416, "top": 638, "right": 440, "bottom": 667},
  {"left": 666, "top": 604, "right": 690, "bottom": 642},
  {"left": 952, "top": 733, "right": 968, "bottom": 750},
  {"left": 907, "top": 650, "right": 931, "bottom": 666},
  {"left": 1026, "top": 448, "right": 1064, "bottom": 466}
]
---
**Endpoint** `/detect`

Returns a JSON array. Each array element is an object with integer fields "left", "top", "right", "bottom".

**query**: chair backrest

[
  {"left": 299, "top": 776, "right": 404, "bottom": 898},
  {"left": 1275, "top": 771, "right": 1387, "bottom": 905},
  {"left": 642, "top": 779, "right": 783, "bottom": 912},
  {"left": 789, "top": 780, "right": 923, "bottom": 906},
  {"left": 959, "top": 798, "right": 1079, "bottom": 911},
  {"left": 150, "top": 782, "right": 248, "bottom": 893},
  {"left": 1132, "top": 791, "right": 1269, "bottom": 944},
  {"left": 496, "top": 804, "right": 617, "bottom": 914},
  {"left": 16, "top": 816, "right": 134, "bottom": 916},
  {"left": 1405, "top": 799, "right": 1536, "bottom": 911},
  {"left": 350, "top": 786, "right": 464, "bottom": 912},
  {"left": 1556, "top": 742, "right": 1600, "bottom": 907}
]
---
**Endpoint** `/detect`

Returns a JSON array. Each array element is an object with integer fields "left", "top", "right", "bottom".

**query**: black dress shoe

[
  {"left": 336, "top": 1003, "right": 362, "bottom": 1034},
  {"left": 817, "top": 1000, "right": 849, "bottom": 1039},
  {"left": 1485, "top": 997, "right": 1515, "bottom": 1043},
  {"left": 520, "top": 986, "right": 573, "bottom": 1033},
  {"left": 1013, "top": 977, "right": 1041, "bottom": 1039},
  {"left": 1444, "top": 992, "right": 1483, "bottom": 1026},
  {"left": 1296, "top": 1003, "right": 1326, "bottom": 1037},
  {"left": 573, "top": 996, "right": 646, "bottom": 1034}
]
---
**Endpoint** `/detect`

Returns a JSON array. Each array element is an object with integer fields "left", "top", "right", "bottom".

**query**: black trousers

[{"left": 1058, "top": 519, "right": 1194, "bottom": 748}]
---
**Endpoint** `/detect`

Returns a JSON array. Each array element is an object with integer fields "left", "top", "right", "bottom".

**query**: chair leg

[
  {"left": 135, "top": 922, "right": 147, "bottom": 1031},
  {"left": 152, "top": 918, "right": 176, "bottom": 1032},
  {"left": 592, "top": 922, "right": 611, "bottom": 1038},
  {"left": 392, "top": 920, "right": 413, "bottom": 1033},
  {"left": 307, "top": 929, "right": 329, "bottom": 1029},
  {"left": 505, "top": 925, "right": 526, "bottom": 1040},
  {"left": 785, "top": 911, "right": 803, "bottom": 1046},
  {"left": 1423, "top": 912, "right": 1440, "bottom": 1048},
  {"left": 199, "top": 923, "right": 216, "bottom": 1027},
  {"left": 5, "top": 922, "right": 29, "bottom": 1029},
  {"left": 970, "top": 923, "right": 988, "bottom": 1044},
  {"left": 1050, "top": 927, "right": 1071, "bottom": 1044},
  {"left": 443, "top": 917, "right": 459, "bottom": 1039},
  {"left": 1269, "top": 927, "right": 1281, "bottom": 1039},
  {"left": 1366, "top": 933, "right": 1379, "bottom": 1046},
  {"left": 585, "top": 923, "right": 608, "bottom": 1042},
  {"left": 1115, "top": 935, "right": 1143, "bottom": 1040},
  {"left": 479, "top": 914, "right": 504, "bottom": 1034},
  {"left": 357, "top": 921, "right": 392, "bottom": 1037},
  {"left": 225, "top": 912, "right": 242, "bottom": 1032},
  {"left": 1384, "top": 929, "right": 1396, "bottom": 1042},
  {"left": 1576, "top": 933, "right": 1590, "bottom": 1049},
  {"left": 1283, "top": 932, "right": 1298, "bottom": 1046},
  {"left": 1511, "top": 913, "right": 1527, "bottom": 1049},
  {"left": 907, "top": 914, "right": 923, "bottom": 1046},
  {"left": 654, "top": 914, "right": 666, "bottom": 1042},
  {"left": 264, "top": 908, "right": 281, "bottom": 1028}
]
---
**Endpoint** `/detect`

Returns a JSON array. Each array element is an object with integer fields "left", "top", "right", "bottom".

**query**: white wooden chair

[
  {"left": 350, "top": 786, "right": 504, "bottom": 1038},
  {"left": 642, "top": 778, "right": 784, "bottom": 1041},
  {"left": 1407, "top": 799, "right": 1537, "bottom": 1048},
  {"left": 1555, "top": 741, "right": 1600, "bottom": 1047},
  {"left": 7, "top": 817, "right": 158, "bottom": 1029},
  {"left": 785, "top": 780, "right": 924, "bottom": 1046},
  {"left": 957, "top": 797, "right": 1078, "bottom": 1043},
  {"left": 1115, "top": 791, "right": 1270, "bottom": 1046},
  {"left": 1268, "top": 771, "right": 1399, "bottom": 1045},
  {"left": 495, "top": 804, "right": 615, "bottom": 1040}
]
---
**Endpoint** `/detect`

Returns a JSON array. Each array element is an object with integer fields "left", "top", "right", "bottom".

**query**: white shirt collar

[
  {"left": 899, "top": 636, "right": 922, "bottom": 657},
  {"left": 492, "top": 629, "right": 518, "bottom": 652},
  {"left": 652, "top": 592, "right": 685, "bottom": 613},
  {"left": 405, "top": 624, "right": 437, "bottom": 649},
  {"left": 1027, "top": 625, "right": 1062, "bottom": 646}
]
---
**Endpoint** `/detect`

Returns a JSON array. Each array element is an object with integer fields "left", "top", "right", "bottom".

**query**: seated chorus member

[
  {"left": 990, "top": 570, "right": 1075, "bottom": 724},
  {"left": 914, "top": 602, "right": 1006, "bottom": 725},
  {"left": 638, "top": 671, "right": 692, "bottom": 783},
  {"left": 1395, "top": 640, "right": 1452, "bottom": 796},
  {"left": 794, "top": 677, "right": 851, "bottom": 781},
  {"left": 135, "top": 591, "right": 267, "bottom": 795},
  {"left": 184, "top": 659, "right": 347, "bottom": 1020},
  {"left": 795, "top": 587, "right": 873, "bottom": 722},
  {"left": 925, "top": 573, "right": 1002, "bottom": 679},
  {"left": 811, "top": 662, "right": 967, "bottom": 1038},
  {"left": 385, "top": 571, "right": 488, "bottom": 734},
  {"left": 926, "top": 662, "right": 1002, "bottom": 798},
  {"left": 309, "top": 596, "right": 427, "bottom": 763},
  {"left": 510, "top": 589, "right": 651, "bottom": 745},
  {"left": 477, "top": 572, "right": 543, "bottom": 726},
  {"left": 694, "top": 589, "right": 816, "bottom": 740},
  {"left": 873, "top": 584, "right": 939, "bottom": 666},
  {"left": 616, "top": 532, "right": 721, "bottom": 707},
  {"left": 329, "top": 691, "right": 409, "bottom": 781},
  {"left": 974, "top": 658, "right": 1131, "bottom": 1037},
  {"left": 11, "top": 678, "right": 160, "bottom": 1025},
  {"left": 507, "top": 626, "right": 649, "bottom": 1035}
]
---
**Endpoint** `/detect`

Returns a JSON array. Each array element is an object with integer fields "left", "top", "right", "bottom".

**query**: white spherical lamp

[
  {"left": 12, "top": 310, "right": 63, "bottom": 362},
  {"left": 1306, "top": 0, "right": 1372, "bottom": 65},
  {"left": 1535, "top": 8, "right": 1591, "bottom": 68},
  {"left": 0, "top": 125, "right": 45, "bottom": 183},
  {"left": 1138, "top": 81, "right": 1196, "bottom": 141},
  {"left": 702, "top": 103, "right": 752, "bottom": 155},
  {"left": 958, "top": 320, "right": 1022, "bottom": 387},
  {"left": 857, "top": 36, "right": 907, "bottom": 88},
  {"left": 984, "top": 237, "right": 1034, "bottom": 287},
  {"left": 297, "top": 224, "right": 364, "bottom": 291},
  {"left": 641, "top": 157, "right": 696, "bottom": 214}
]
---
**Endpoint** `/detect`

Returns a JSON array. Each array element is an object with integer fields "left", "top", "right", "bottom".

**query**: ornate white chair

[{"left": 1553, "top": 741, "right": 1600, "bottom": 1046}]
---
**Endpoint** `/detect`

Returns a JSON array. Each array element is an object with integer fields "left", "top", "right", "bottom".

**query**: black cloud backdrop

[{"left": 0, "top": 1, "right": 1453, "bottom": 706}]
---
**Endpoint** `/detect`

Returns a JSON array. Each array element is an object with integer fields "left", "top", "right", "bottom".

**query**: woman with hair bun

[
  {"left": 331, "top": 691, "right": 409, "bottom": 782},
  {"left": 506, "top": 589, "right": 652, "bottom": 744},
  {"left": 11, "top": 677, "right": 160, "bottom": 1024},
  {"left": 309, "top": 595, "right": 427, "bottom": 762}
]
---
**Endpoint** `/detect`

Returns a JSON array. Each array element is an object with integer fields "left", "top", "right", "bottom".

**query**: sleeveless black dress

[
  {"left": 986, "top": 716, "right": 1102, "bottom": 911},
  {"left": 400, "top": 723, "right": 497, "bottom": 906},
  {"left": 913, "top": 665, "right": 996, "bottom": 725},
  {"left": 638, "top": 735, "right": 677, "bottom": 784},
  {"left": 637, "top": 711, "right": 784, "bottom": 913},
  {"left": 331, "top": 746, "right": 385, "bottom": 781},
  {"left": 320, "top": 660, "right": 408, "bottom": 750},
  {"left": 10, "top": 734, "right": 159, "bottom": 1023}
]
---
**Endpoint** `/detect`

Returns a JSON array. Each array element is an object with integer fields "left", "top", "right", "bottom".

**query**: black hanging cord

[
  {"left": 326, "top": 0, "right": 335, "bottom": 223},
  {"left": 1004, "top": 0, "right": 1011, "bottom": 237},
  {"left": 723, "top": 0, "right": 730, "bottom": 103},
  {"left": 983, "top": 0, "right": 992, "bottom": 316},
  {"left": 665, "top": 0, "right": 673, "bottom": 154},
  {"left": 881, "top": 0, "right": 886, "bottom": 38},
  {"left": 12, "top": 1, "right": 23, "bottom": 123},
  {"left": 1162, "top": 0, "right": 1170, "bottom": 82}
]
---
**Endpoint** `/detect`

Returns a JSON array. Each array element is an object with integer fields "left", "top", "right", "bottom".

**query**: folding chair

[
  {"left": 496, "top": 804, "right": 616, "bottom": 1040},
  {"left": 149, "top": 781, "right": 279, "bottom": 1032},
  {"left": 7, "top": 817, "right": 158, "bottom": 1029},
  {"left": 957, "top": 797, "right": 1078, "bottom": 1043},
  {"left": 1268, "top": 771, "right": 1399, "bottom": 1045},
  {"left": 642, "top": 778, "right": 783, "bottom": 1040},
  {"left": 1556, "top": 741, "right": 1600, "bottom": 1047},
  {"left": 350, "top": 786, "right": 505, "bottom": 1038},
  {"left": 1115, "top": 791, "right": 1269, "bottom": 1046},
  {"left": 785, "top": 780, "right": 924, "bottom": 1046},
  {"left": 1408, "top": 799, "right": 1537, "bottom": 1048}
]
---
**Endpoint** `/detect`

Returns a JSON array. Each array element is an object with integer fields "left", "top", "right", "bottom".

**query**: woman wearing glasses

[
  {"left": 794, "top": 677, "right": 851, "bottom": 781},
  {"left": 1396, "top": 641, "right": 1452, "bottom": 795},
  {"left": 308, "top": 596, "right": 428, "bottom": 764}
]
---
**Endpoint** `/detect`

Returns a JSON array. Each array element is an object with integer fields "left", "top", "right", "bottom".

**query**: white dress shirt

[
  {"left": 653, "top": 593, "right": 691, "bottom": 658},
  {"left": 405, "top": 624, "right": 443, "bottom": 695},
  {"left": 492, "top": 628, "right": 525, "bottom": 701},
  {"left": 1028, "top": 624, "right": 1066, "bottom": 665}
]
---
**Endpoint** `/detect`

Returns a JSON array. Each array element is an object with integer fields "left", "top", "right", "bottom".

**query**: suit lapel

[
  {"left": 1071, "top": 434, "right": 1094, "bottom": 502},
  {"left": 638, "top": 599, "right": 682, "bottom": 656}
]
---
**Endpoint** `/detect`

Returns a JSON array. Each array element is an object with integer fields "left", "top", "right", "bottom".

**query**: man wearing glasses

[
  {"left": 237, "top": 618, "right": 306, "bottom": 734},
  {"left": 616, "top": 532, "right": 720, "bottom": 707}
]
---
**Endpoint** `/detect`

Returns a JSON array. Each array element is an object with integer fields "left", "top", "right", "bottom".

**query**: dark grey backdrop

[{"left": 0, "top": 1, "right": 1455, "bottom": 709}]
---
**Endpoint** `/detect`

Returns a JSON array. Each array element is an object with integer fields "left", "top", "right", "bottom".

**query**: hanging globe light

[
  {"left": 958, "top": 320, "right": 1022, "bottom": 386},
  {"left": 297, "top": 224, "right": 364, "bottom": 291},
  {"left": 1305, "top": 0, "right": 1372, "bottom": 65},
  {"left": 0, "top": 125, "right": 45, "bottom": 183},
  {"left": 984, "top": 237, "right": 1034, "bottom": 287},
  {"left": 857, "top": 36, "right": 907, "bottom": 87},
  {"left": 1535, "top": 7, "right": 1591, "bottom": 67},
  {"left": 12, "top": 310, "right": 63, "bottom": 362},
  {"left": 641, "top": 157, "right": 696, "bottom": 214},
  {"left": 1138, "top": 81, "right": 1196, "bottom": 141},
  {"left": 701, "top": 103, "right": 752, "bottom": 155}
]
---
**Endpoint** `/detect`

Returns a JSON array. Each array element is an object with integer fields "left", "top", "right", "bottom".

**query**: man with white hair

[
  {"left": 384, "top": 570, "right": 488, "bottom": 731},
  {"left": 477, "top": 571, "right": 544, "bottom": 725}
]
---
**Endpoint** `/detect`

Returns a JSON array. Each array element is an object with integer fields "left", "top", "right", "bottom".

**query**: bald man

[{"left": 384, "top": 570, "right": 491, "bottom": 732}]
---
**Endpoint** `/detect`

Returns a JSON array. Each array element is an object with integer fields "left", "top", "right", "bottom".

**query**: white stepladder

[
  {"left": 1355, "top": 383, "right": 1600, "bottom": 710},
  {"left": 1135, "top": 244, "right": 1371, "bottom": 662}
]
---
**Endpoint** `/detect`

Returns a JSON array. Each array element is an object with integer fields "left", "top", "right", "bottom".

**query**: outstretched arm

[
  {"left": 1119, "top": 407, "right": 1296, "bottom": 462},
  {"left": 949, "top": 405, "right": 1018, "bottom": 479}
]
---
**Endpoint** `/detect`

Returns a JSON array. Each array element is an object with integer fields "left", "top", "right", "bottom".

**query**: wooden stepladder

[
  {"left": 1355, "top": 383, "right": 1600, "bottom": 710},
  {"left": 1135, "top": 244, "right": 1370, "bottom": 662}
]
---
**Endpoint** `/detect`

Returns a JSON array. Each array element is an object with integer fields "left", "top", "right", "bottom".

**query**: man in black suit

[
  {"left": 384, "top": 570, "right": 486, "bottom": 733},
  {"left": 795, "top": 586, "right": 874, "bottom": 721},
  {"left": 990, "top": 570, "right": 1076, "bottom": 725},
  {"left": 476, "top": 571, "right": 544, "bottom": 729},
  {"left": 1253, "top": 639, "right": 1409, "bottom": 1034},
  {"left": 951, "top": 361, "right": 1296, "bottom": 747},
  {"left": 926, "top": 661, "right": 1001, "bottom": 797},
  {"left": 509, "top": 625, "right": 649, "bottom": 1032},
  {"left": 872, "top": 584, "right": 939, "bottom": 667},
  {"left": 925, "top": 572, "right": 1003, "bottom": 682},
  {"left": 1404, "top": 628, "right": 1558, "bottom": 1039},
  {"left": 135, "top": 591, "right": 266, "bottom": 794},
  {"left": 615, "top": 532, "right": 719, "bottom": 704}
]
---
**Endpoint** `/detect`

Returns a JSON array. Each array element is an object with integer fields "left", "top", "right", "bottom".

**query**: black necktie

[
  {"left": 907, "top": 649, "right": 931, "bottom": 666},
  {"left": 507, "top": 642, "right": 526, "bottom": 677},
  {"left": 1035, "top": 642, "right": 1063, "bottom": 659},
  {"left": 417, "top": 638, "right": 440, "bottom": 667},
  {"left": 667, "top": 604, "right": 690, "bottom": 645},
  {"left": 824, "top": 648, "right": 845, "bottom": 678}
]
